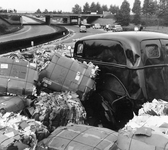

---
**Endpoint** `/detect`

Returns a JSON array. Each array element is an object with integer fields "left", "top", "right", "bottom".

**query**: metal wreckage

[{"left": 1, "top": 42, "right": 168, "bottom": 150}]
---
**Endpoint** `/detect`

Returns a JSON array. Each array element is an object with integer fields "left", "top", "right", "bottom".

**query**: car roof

[{"left": 79, "top": 31, "right": 168, "bottom": 43}]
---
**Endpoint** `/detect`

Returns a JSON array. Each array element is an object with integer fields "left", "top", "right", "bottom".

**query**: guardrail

[{"left": 0, "top": 25, "right": 69, "bottom": 54}]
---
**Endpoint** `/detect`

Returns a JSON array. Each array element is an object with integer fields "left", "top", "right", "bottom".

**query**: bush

[
  {"left": 0, "top": 23, "right": 8, "bottom": 33},
  {"left": 0, "top": 14, "right": 9, "bottom": 19},
  {"left": 10, "top": 15, "right": 21, "bottom": 21}
]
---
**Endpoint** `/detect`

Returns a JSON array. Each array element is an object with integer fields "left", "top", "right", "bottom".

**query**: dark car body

[{"left": 73, "top": 31, "right": 168, "bottom": 129}]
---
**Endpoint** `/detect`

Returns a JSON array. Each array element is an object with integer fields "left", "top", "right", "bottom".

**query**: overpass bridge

[
  {"left": 0, "top": 13, "right": 103, "bottom": 25},
  {"left": 43, "top": 13, "right": 103, "bottom": 25}
]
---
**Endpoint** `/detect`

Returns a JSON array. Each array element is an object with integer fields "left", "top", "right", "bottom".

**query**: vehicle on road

[
  {"left": 104, "top": 24, "right": 113, "bottom": 31},
  {"left": 73, "top": 31, "right": 168, "bottom": 130},
  {"left": 79, "top": 25, "right": 87, "bottom": 32},
  {"left": 92, "top": 23, "right": 101, "bottom": 29},
  {"left": 111, "top": 25, "right": 123, "bottom": 32}
]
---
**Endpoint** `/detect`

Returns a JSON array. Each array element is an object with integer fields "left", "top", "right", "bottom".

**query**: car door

[{"left": 141, "top": 40, "right": 168, "bottom": 101}]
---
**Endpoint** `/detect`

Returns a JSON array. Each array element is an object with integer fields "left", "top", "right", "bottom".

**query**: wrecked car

[{"left": 73, "top": 31, "right": 168, "bottom": 129}]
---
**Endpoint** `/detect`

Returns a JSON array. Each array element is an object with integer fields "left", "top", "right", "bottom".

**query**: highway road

[
  {"left": 22, "top": 16, "right": 41, "bottom": 24},
  {"left": 0, "top": 16, "right": 57, "bottom": 43},
  {"left": 0, "top": 15, "right": 107, "bottom": 46},
  {"left": 57, "top": 25, "right": 106, "bottom": 45}
]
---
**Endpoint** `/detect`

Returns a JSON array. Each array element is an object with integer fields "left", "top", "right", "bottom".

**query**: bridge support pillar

[
  {"left": 45, "top": 15, "right": 51, "bottom": 25},
  {"left": 78, "top": 17, "right": 81, "bottom": 25},
  {"left": 67, "top": 17, "right": 70, "bottom": 24}
]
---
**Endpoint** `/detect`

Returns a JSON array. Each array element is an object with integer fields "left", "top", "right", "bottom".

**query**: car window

[
  {"left": 160, "top": 39, "right": 168, "bottom": 53},
  {"left": 141, "top": 40, "right": 163, "bottom": 65},
  {"left": 145, "top": 44, "right": 160, "bottom": 58},
  {"left": 82, "top": 40, "right": 126, "bottom": 65},
  {"left": 160, "top": 40, "right": 168, "bottom": 64},
  {"left": 116, "top": 25, "right": 122, "bottom": 28}
]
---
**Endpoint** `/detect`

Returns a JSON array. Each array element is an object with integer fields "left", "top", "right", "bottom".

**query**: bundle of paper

[
  {"left": 39, "top": 52, "right": 99, "bottom": 100},
  {"left": 31, "top": 91, "right": 86, "bottom": 132}
]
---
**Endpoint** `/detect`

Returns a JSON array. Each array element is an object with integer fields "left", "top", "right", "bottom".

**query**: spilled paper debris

[
  {"left": 122, "top": 99, "right": 168, "bottom": 138},
  {"left": 0, "top": 112, "right": 49, "bottom": 150}
]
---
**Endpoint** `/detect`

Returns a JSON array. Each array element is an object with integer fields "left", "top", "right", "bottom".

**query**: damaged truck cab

[{"left": 73, "top": 31, "right": 168, "bottom": 129}]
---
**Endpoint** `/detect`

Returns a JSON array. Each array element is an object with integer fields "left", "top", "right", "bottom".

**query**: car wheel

[
  {"left": 100, "top": 90, "right": 134, "bottom": 130},
  {"left": 82, "top": 91, "right": 116, "bottom": 129},
  {"left": 99, "top": 90, "right": 119, "bottom": 130}
]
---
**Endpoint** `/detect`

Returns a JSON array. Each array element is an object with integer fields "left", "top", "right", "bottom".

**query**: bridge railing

[{"left": 0, "top": 12, "right": 103, "bottom": 17}]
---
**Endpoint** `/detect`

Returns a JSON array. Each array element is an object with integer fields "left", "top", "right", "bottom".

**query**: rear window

[
  {"left": 113, "top": 25, "right": 122, "bottom": 28},
  {"left": 77, "top": 40, "right": 126, "bottom": 65}
]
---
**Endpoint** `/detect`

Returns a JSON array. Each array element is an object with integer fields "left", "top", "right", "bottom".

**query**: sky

[{"left": 0, "top": 0, "right": 142, "bottom": 13}]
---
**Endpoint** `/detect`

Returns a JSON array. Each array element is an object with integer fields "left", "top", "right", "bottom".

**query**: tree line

[
  {"left": 0, "top": 7, "right": 17, "bottom": 13},
  {"left": 71, "top": 0, "right": 168, "bottom": 26},
  {"left": 33, "top": 0, "right": 168, "bottom": 26}
]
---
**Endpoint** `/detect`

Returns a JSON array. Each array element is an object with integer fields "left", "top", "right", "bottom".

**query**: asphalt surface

[
  {"left": 0, "top": 15, "right": 107, "bottom": 45},
  {"left": 0, "top": 16, "right": 57, "bottom": 43},
  {"left": 22, "top": 16, "right": 41, "bottom": 24},
  {"left": 57, "top": 25, "right": 106, "bottom": 45}
]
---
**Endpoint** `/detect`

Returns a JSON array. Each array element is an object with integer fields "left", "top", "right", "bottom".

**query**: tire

[
  {"left": 82, "top": 91, "right": 104, "bottom": 125},
  {"left": 100, "top": 90, "right": 134, "bottom": 130},
  {"left": 82, "top": 91, "right": 116, "bottom": 129},
  {"left": 100, "top": 90, "right": 116, "bottom": 108}
]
